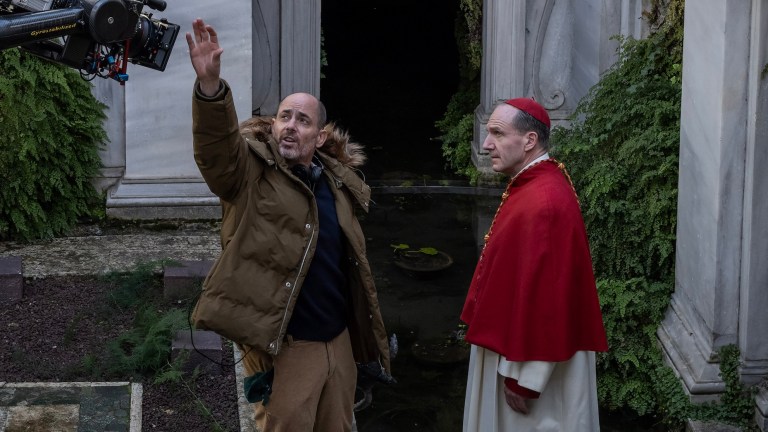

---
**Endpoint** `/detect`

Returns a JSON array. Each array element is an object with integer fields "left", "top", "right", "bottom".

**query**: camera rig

[{"left": 0, "top": 0, "right": 180, "bottom": 83}]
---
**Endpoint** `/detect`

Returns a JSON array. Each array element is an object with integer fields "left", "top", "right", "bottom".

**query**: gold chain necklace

[{"left": 482, "top": 158, "right": 578, "bottom": 248}]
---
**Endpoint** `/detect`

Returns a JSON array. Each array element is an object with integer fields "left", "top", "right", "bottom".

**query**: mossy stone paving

[{"left": 0, "top": 382, "right": 139, "bottom": 431}]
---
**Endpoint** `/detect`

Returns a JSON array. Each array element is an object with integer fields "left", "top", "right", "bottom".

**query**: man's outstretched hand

[{"left": 186, "top": 18, "right": 223, "bottom": 97}]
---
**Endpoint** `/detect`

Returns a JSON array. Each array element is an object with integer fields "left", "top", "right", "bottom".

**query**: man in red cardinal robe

[{"left": 460, "top": 98, "right": 608, "bottom": 432}]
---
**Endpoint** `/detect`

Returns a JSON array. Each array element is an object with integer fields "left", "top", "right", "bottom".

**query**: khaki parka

[{"left": 190, "top": 82, "right": 390, "bottom": 374}]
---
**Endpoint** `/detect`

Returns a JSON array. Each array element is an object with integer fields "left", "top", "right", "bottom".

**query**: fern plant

[
  {"left": 99, "top": 261, "right": 190, "bottom": 377},
  {"left": 105, "top": 306, "right": 189, "bottom": 377},
  {"left": 0, "top": 48, "right": 107, "bottom": 241}
]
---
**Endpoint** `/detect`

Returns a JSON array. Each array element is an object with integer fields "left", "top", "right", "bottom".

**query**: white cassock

[{"left": 463, "top": 345, "right": 600, "bottom": 432}]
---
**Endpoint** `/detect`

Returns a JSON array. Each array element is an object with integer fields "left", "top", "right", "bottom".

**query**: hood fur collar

[{"left": 239, "top": 117, "right": 367, "bottom": 168}]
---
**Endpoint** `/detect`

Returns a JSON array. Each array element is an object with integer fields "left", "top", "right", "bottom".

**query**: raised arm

[{"left": 186, "top": 18, "right": 223, "bottom": 96}]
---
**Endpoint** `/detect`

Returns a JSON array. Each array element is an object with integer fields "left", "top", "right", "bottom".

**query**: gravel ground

[{"left": 0, "top": 275, "right": 241, "bottom": 432}]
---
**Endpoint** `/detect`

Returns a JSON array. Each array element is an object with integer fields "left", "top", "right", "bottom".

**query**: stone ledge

[{"left": 0, "top": 256, "right": 23, "bottom": 305}]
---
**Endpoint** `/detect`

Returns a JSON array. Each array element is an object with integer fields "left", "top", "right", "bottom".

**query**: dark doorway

[{"left": 321, "top": 0, "right": 463, "bottom": 183}]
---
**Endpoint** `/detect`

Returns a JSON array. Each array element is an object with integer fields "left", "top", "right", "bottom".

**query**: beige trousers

[{"left": 240, "top": 328, "right": 357, "bottom": 432}]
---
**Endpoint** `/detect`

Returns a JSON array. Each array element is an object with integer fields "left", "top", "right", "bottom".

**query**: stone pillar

[
  {"left": 657, "top": 0, "right": 768, "bottom": 402},
  {"left": 91, "top": 79, "right": 125, "bottom": 194},
  {"left": 251, "top": 0, "right": 323, "bottom": 117},
  {"left": 251, "top": 0, "right": 281, "bottom": 116},
  {"left": 473, "top": 0, "right": 646, "bottom": 179},
  {"left": 740, "top": 0, "right": 768, "bottom": 386},
  {"left": 473, "top": 0, "right": 526, "bottom": 176},
  {"left": 280, "top": 0, "right": 322, "bottom": 99}
]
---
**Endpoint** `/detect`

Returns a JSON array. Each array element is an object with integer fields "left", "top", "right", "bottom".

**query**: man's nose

[{"left": 482, "top": 136, "right": 493, "bottom": 151}]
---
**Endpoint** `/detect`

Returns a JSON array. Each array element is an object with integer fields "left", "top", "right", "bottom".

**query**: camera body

[{"left": 0, "top": 0, "right": 180, "bottom": 82}]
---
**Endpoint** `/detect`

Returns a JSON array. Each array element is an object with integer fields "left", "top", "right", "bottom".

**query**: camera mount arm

[{"left": 0, "top": 7, "right": 85, "bottom": 50}]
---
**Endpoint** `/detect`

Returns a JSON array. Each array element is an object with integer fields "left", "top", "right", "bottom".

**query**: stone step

[
  {"left": 163, "top": 259, "right": 212, "bottom": 301},
  {"left": 0, "top": 256, "right": 23, "bottom": 305},
  {"left": 171, "top": 329, "right": 223, "bottom": 376}
]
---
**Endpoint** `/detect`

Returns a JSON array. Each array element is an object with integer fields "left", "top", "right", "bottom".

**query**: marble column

[
  {"left": 251, "top": 0, "right": 322, "bottom": 117},
  {"left": 657, "top": 0, "right": 768, "bottom": 408}
]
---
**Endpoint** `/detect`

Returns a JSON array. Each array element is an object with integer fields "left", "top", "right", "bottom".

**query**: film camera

[{"left": 0, "top": 0, "right": 180, "bottom": 82}]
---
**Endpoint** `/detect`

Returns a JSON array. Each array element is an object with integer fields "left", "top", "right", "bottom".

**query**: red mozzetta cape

[{"left": 461, "top": 160, "right": 608, "bottom": 362}]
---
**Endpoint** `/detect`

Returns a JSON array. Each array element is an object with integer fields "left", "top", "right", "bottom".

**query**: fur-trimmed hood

[{"left": 239, "top": 117, "right": 367, "bottom": 168}]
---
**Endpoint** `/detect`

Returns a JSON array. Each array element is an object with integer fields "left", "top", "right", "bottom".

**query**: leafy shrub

[
  {"left": 0, "top": 48, "right": 107, "bottom": 241},
  {"left": 710, "top": 345, "right": 758, "bottom": 429},
  {"left": 595, "top": 278, "right": 671, "bottom": 415},
  {"left": 436, "top": 87, "right": 480, "bottom": 184},
  {"left": 551, "top": 32, "right": 682, "bottom": 284}
]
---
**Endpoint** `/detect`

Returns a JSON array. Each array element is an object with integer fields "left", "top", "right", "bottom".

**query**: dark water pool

[{"left": 355, "top": 191, "right": 487, "bottom": 431}]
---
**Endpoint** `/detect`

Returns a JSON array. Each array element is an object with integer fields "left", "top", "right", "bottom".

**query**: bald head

[
  {"left": 271, "top": 93, "right": 328, "bottom": 167},
  {"left": 282, "top": 93, "right": 326, "bottom": 127}
]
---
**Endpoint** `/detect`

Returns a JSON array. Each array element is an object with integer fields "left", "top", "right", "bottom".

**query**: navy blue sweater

[{"left": 287, "top": 174, "right": 348, "bottom": 341}]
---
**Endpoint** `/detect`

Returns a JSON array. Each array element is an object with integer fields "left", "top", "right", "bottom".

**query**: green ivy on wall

[{"left": 0, "top": 49, "right": 107, "bottom": 241}]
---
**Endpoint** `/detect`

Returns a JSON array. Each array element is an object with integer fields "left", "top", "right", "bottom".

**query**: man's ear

[
  {"left": 525, "top": 132, "right": 539, "bottom": 151},
  {"left": 316, "top": 128, "right": 328, "bottom": 149}
]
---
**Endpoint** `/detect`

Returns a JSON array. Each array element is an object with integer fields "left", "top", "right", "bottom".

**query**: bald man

[{"left": 186, "top": 18, "right": 392, "bottom": 431}]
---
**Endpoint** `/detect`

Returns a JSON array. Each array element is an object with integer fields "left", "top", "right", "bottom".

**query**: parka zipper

[{"left": 271, "top": 217, "right": 317, "bottom": 355}]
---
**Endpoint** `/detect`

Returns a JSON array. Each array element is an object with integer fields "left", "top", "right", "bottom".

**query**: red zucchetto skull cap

[{"left": 504, "top": 98, "right": 551, "bottom": 129}]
